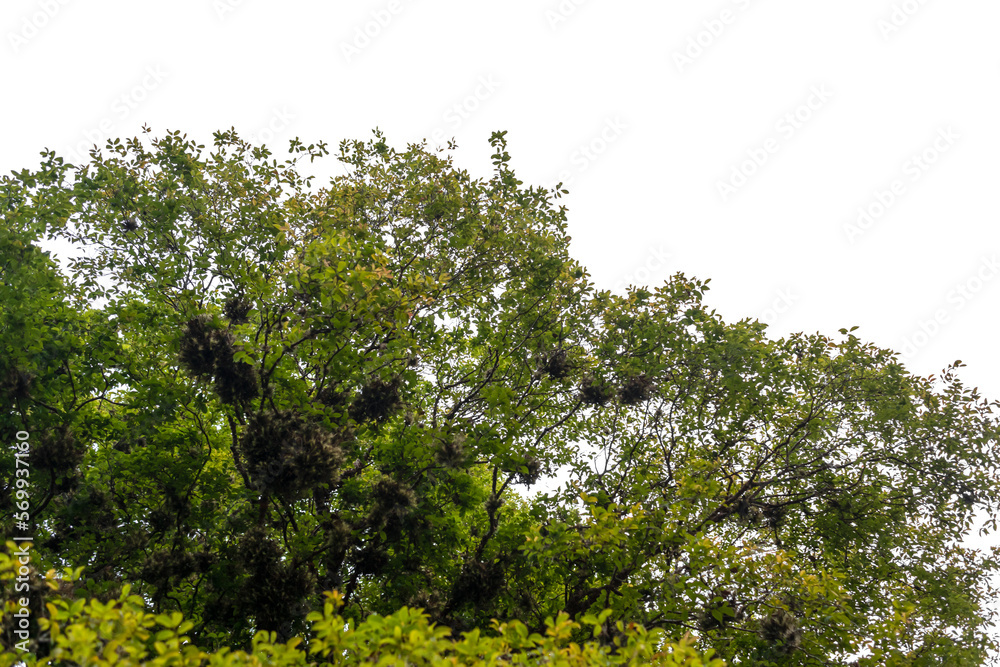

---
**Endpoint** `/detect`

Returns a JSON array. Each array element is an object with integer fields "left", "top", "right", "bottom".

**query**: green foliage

[
  {"left": 0, "top": 553, "right": 721, "bottom": 666},
  {"left": 1, "top": 129, "right": 999, "bottom": 665}
]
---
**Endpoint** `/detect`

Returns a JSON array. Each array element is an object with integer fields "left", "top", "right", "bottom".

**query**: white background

[{"left": 2, "top": 0, "right": 998, "bottom": 645}]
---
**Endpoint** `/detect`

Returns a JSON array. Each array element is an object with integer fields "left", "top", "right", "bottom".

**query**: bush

[{"left": 0, "top": 551, "right": 721, "bottom": 667}]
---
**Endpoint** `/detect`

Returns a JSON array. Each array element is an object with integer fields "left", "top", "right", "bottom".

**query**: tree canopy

[{"left": 2, "top": 128, "right": 999, "bottom": 665}]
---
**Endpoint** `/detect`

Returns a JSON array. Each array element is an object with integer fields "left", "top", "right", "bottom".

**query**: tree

[{"left": 2, "top": 128, "right": 999, "bottom": 665}]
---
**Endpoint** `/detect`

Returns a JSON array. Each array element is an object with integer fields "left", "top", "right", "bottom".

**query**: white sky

[{"left": 3, "top": 0, "right": 999, "bottom": 645}]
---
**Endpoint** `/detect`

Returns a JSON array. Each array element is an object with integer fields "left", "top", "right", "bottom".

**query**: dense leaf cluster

[{"left": 0, "top": 552, "right": 723, "bottom": 666}]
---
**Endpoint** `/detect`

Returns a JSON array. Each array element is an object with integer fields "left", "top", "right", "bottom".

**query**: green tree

[{"left": 1, "top": 128, "right": 998, "bottom": 665}]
